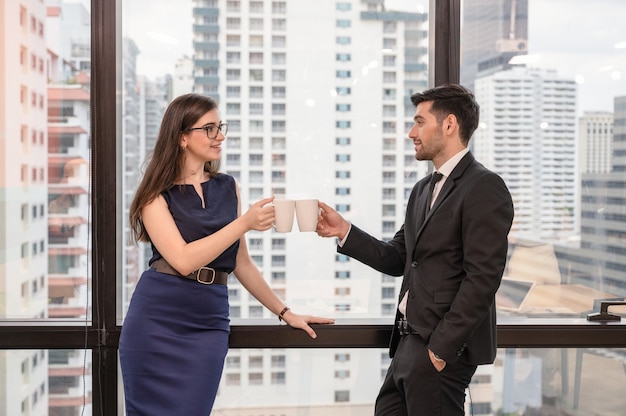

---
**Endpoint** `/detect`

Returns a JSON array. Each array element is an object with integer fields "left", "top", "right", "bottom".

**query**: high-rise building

[
  {"left": 461, "top": 0, "right": 528, "bottom": 89},
  {"left": 1, "top": 1, "right": 50, "bottom": 414},
  {"left": 578, "top": 112, "right": 613, "bottom": 174},
  {"left": 473, "top": 67, "right": 578, "bottom": 242},
  {"left": 190, "top": 0, "right": 430, "bottom": 411},
  {"left": 555, "top": 96, "right": 626, "bottom": 296}
]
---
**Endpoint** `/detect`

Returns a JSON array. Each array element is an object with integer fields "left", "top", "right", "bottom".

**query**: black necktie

[{"left": 426, "top": 172, "right": 444, "bottom": 213}]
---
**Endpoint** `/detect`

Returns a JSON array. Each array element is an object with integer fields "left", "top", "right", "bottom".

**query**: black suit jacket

[{"left": 339, "top": 152, "right": 514, "bottom": 365}]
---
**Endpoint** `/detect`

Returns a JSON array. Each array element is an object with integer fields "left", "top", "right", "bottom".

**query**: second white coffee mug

[{"left": 295, "top": 199, "right": 319, "bottom": 232}]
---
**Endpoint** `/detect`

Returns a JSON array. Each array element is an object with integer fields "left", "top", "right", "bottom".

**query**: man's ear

[{"left": 444, "top": 114, "right": 457, "bottom": 134}]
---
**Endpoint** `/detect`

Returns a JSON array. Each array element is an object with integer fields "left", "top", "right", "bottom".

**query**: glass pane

[
  {"left": 1, "top": 1, "right": 92, "bottom": 320},
  {"left": 0, "top": 349, "right": 92, "bottom": 415},
  {"left": 492, "top": 348, "right": 626, "bottom": 415},
  {"left": 117, "top": 347, "right": 626, "bottom": 414},
  {"left": 213, "top": 348, "right": 384, "bottom": 413},
  {"left": 461, "top": 0, "right": 626, "bottom": 319},
  {"left": 119, "top": 0, "right": 430, "bottom": 320},
  {"left": 2, "top": 0, "right": 94, "bottom": 413},
  {"left": 118, "top": 0, "right": 429, "bottom": 413}
]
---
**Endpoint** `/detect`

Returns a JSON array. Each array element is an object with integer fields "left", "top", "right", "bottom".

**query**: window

[
  {"left": 249, "top": 52, "right": 263, "bottom": 64},
  {"left": 226, "top": 69, "right": 241, "bottom": 81},
  {"left": 249, "top": 356, "right": 263, "bottom": 368},
  {"left": 249, "top": 373, "right": 263, "bottom": 385},
  {"left": 249, "top": 102, "right": 263, "bottom": 115},
  {"left": 5, "top": 3, "right": 626, "bottom": 416},
  {"left": 250, "top": 86, "right": 263, "bottom": 98},
  {"left": 272, "top": 18, "right": 286, "bottom": 31},
  {"left": 272, "top": 35, "right": 286, "bottom": 47},
  {"left": 335, "top": 271, "right": 350, "bottom": 279},
  {"left": 382, "top": 287, "right": 395, "bottom": 299},
  {"left": 272, "top": 2, "right": 287, "bottom": 14},
  {"left": 335, "top": 390, "right": 350, "bottom": 402},
  {"left": 226, "top": 86, "right": 240, "bottom": 97},
  {"left": 271, "top": 372, "right": 286, "bottom": 384},
  {"left": 272, "top": 52, "right": 286, "bottom": 65},
  {"left": 226, "top": 17, "right": 241, "bottom": 29},
  {"left": 335, "top": 370, "right": 350, "bottom": 379},
  {"left": 226, "top": 35, "right": 240, "bottom": 46},
  {"left": 272, "top": 69, "right": 286, "bottom": 81},
  {"left": 250, "top": 69, "right": 263, "bottom": 81},
  {"left": 336, "top": 3, "right": 351, "bottom": 11}
]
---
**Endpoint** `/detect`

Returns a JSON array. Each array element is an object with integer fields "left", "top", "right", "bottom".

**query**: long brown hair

[{"left": 129, "top": 93, "right": 221, "bottom": 243}]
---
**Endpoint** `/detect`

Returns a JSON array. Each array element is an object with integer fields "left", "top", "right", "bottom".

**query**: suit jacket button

[{"left": 411, "top": 261, "right": 418, "bottom": 267}]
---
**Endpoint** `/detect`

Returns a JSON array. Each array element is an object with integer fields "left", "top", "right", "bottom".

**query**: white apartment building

[
  {"left": 473, "top": 67, "right": 578, "bottom": 243},
  {"left": 190, "top": 0, "right": 431, "bottom": 412}
]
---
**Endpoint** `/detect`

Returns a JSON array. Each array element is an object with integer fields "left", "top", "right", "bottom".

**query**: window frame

[{"left": 0, "top": 1, "right": 624, "bottom": 415}]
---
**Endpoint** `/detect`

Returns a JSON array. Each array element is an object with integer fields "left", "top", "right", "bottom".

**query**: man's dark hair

[{"left": 410, "top": 84, "right": 480, "bottom": 145}]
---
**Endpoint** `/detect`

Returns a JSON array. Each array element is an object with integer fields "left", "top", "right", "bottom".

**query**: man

[{"left": 316, "top": 84, "right": 514, "bottom": 415}]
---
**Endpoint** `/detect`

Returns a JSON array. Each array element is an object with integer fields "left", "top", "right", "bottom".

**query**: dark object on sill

[{"left": 586, "top": 300, "right": 626, "bottom": 322}]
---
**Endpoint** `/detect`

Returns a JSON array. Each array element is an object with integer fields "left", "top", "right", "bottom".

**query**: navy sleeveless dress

[{"left": 119, "top": 174, "right": 240, "bottom": 415}]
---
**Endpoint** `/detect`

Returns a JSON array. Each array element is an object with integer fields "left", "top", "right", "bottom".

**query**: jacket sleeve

[{"left": 339, "top": 224, "right": 406, "bottom": 277}]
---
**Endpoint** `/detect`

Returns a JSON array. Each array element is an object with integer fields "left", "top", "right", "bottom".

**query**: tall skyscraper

[
  {"left": 473, "top": 67, "right": 578, "bottom": 242},
  {"left": 556, "top": 96, "right": 626, "bottom": 296},
  {"left": 578, "top": 112, "right": 613, "bottom": 174},
  {"left": 461, "top": 0, "right": 528, "bottom": 89},
  {"left": 190, "top": 0, "right": 430, "bottom": 411},
  {"left": 1, "top": 1, "right": 50, "bottom": 414}
]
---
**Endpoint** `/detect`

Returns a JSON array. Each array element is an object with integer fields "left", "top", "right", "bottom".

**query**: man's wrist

[{"left": 337, "top": 223, "right": 352, "bottom": 247}]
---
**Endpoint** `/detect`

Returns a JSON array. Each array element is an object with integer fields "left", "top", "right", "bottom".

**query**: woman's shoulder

[{"left": 213, "top": 172, "right": 236, "bottom": 185}]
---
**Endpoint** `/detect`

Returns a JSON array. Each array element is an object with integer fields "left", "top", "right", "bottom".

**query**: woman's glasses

[{"left": 185, "top": 123, "right": 228, "bottom": 139}]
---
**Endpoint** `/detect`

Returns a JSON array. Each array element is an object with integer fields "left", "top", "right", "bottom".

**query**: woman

[{"left": 119, "top": 93, "right": 334, "bottom": 415}]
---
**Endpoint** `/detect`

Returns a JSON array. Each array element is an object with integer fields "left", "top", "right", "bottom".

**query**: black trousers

[{"left": 374, "top": 334, "right": 477, "bottom": 416}]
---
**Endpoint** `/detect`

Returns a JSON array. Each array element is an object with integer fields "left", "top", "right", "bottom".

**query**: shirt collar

[{"left": 436, "top": 148, "right": 469, "bottom": 178}]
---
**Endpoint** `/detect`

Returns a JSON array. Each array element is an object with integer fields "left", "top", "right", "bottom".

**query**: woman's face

[{"left": 180, "top": 109, "right": 226, "bottom": 162}]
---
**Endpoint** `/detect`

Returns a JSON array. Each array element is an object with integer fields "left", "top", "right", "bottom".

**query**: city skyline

[{"left": 122, "top": 0, "right": 626, "bottom": 115}]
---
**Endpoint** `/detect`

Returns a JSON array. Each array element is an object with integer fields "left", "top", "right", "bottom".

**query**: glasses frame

[{"left": 185, "top": 122, "right": 228, "bottom": 139}]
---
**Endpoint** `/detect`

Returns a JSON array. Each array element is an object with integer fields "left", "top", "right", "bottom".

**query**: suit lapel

[{"left": 413, "top": 153, "right": 476, "bottom": 245}]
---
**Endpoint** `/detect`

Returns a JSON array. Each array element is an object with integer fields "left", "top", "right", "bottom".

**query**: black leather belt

[
  {"left": 397, "top": 319, "right": 419, "bottom": 336},
  {"left": 151, "top": 258, "right": 229, "bottom": 285}
]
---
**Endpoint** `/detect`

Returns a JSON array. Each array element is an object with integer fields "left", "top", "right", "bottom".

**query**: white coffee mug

[
  {"left": 273, "top": 199, "right": 295, "bottom": 232},
  {"left": 295, "top": 199, "right": 319, "bottom": 232}
]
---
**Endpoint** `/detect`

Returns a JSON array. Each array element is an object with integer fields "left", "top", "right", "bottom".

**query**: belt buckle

[
  {"left": 398, "top": 319, "right": 409, "bottom": 335},
  {"left": 196, "top": 267, "right": 216, "bottom": 285}
]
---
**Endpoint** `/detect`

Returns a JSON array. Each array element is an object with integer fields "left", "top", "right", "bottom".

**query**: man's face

[{"left": 408, "top": 101, "right": 445, "bottom": 162}]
